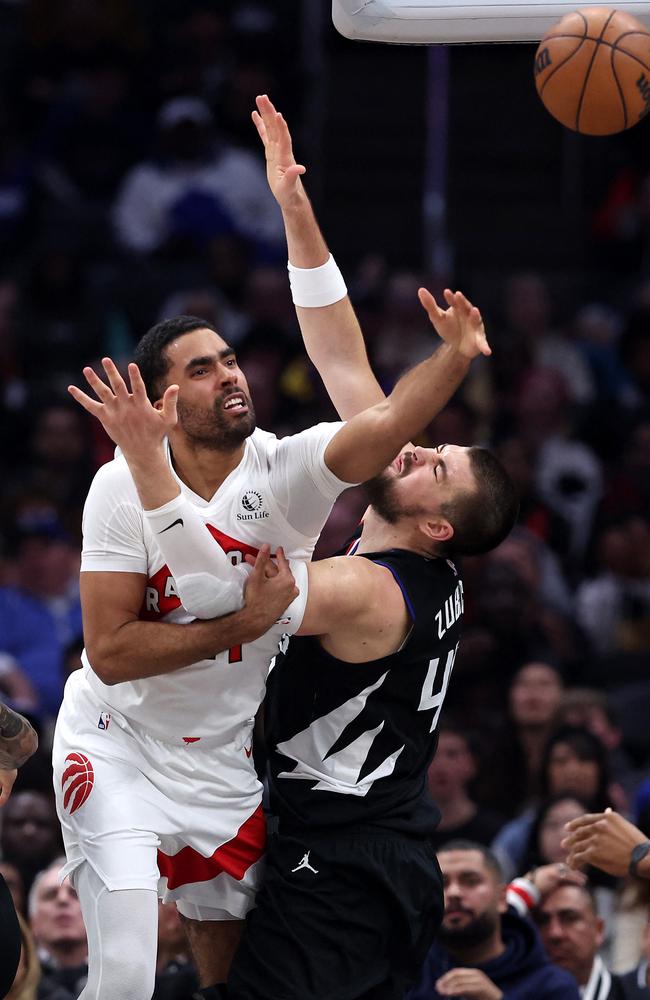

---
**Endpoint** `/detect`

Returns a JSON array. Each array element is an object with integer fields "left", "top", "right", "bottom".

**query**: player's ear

[
  {"left": 421, "top": 518, "right": 453, "bottom": 544},
  {"left": 153, "top": 399, "right": 164, "bottom": 412}
]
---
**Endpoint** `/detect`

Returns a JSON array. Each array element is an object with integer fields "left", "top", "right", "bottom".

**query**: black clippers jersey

[{"left": 265, "top": 548, "right": 463, "bottom": 835}]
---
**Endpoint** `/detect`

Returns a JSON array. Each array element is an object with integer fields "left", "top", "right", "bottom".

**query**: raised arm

[
  {"left": 0, "top": 702, "right": 38, "bottom": 806},
  {"left": 70, "top": 359, "right": 247, "bottom": 618},
  {"left": 252, "top": 94, "right": 384, "bottom": 419},
  {"left": 323, "top": 288, "right": 490, "bottom": 484}
]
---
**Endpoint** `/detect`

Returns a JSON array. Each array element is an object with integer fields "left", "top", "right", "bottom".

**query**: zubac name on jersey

[{"left": 265, "top": 548, "right": 464, "bottom": 836}]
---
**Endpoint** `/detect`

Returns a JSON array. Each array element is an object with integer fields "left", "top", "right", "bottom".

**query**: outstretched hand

[
  {"left": 68, "top": 358, "right": 178, "bottom": 461},
  {"left": 418, "top": 287, "right": 491, "bottom": 359},
  {"left": 562, "top": 808, "right": 648, "bottom": 877},
  {"left": 252, "top": 94, "right": 306, "bottom": 209}
]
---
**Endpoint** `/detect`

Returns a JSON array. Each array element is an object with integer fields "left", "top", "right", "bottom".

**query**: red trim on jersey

[
  {"left": 205, "top": 525, "right": 261, "bottom": 562},
  {"left": 139, "top": 563, "right": 181, "bottom": 620},
  {"left": 157, "top": 804, "right": 266, "bottom": 890}
]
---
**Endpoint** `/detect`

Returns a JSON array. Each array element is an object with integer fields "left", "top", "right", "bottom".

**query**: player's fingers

[
  {"left": 254, "top": 544, "right": 271, "bottom": 571},
  {"left": 274, "top": 546, "right": 291, "bottom": 572},
  {"left": 68, "top": 384, "right": 104, "bottom": 416},
  {"left": 418, "top": 287, "right": 444, "bottom": 321},
  {"left": 478, "top": 331, "right": 492, "bottom": 357},
  {"left": 251, "top": 110, "right": 267, "bottom": 145},
  {"left": 128, "top": 363, "right": 148, "bottom": 401},
  {"left": 161, "top": 384, "right": 179, "bottom": 424},
  {"left": 286, "top": 163, "right": 307, "bottom": 178},
  {"left": 102, "top": 357, "right": 129, "bottom": 398},
  {"left": 82, "top": 365, "right": 113, "bottom": 401},
  {"left": 564, "top": 813, "right": 602, "bottom": 831}
]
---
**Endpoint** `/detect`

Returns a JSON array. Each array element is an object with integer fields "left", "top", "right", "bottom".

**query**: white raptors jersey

[{"left": 73, "top": 423, "right": 352, "bottom": 739}]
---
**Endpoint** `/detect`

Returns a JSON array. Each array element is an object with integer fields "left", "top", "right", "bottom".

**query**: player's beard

[
  {"left": 177, "top": 391, "right": 257, "bottom": 452},
  {"left": 363, "top": 469, "right": 426, "bottom": 525},
  {"left": 438, "top": 909, "right": 499, "bottom": 950}
]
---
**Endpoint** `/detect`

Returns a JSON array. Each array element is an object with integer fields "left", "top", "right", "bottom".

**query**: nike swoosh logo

[{"left": 159, "top": 518, "right": 184, "bottom": 533}]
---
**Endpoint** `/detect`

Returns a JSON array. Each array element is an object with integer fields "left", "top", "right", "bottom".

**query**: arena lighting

[{"left": 332, "top": 0, "right": 650, "bottom": 44}]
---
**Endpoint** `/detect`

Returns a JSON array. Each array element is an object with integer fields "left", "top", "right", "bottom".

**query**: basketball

[{"left": 534, "top": 7, "right": 650, "bottom": 135}]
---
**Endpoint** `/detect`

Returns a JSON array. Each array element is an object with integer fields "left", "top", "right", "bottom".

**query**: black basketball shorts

[{"left": 227, "top": 826, "right": 443, "bottom": 1000}]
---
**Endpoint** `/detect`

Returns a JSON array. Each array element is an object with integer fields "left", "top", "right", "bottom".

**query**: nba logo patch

[
  {"left": 61, "top": 753, "right": 94, "bottom": 814},
  {"left": 97, "top": 712, "right": 111, "bottom": 731}
]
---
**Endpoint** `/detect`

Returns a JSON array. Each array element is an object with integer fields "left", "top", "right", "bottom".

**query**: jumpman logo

[{"left": 291, "top": 851, "right": 319, "bottom": 874}]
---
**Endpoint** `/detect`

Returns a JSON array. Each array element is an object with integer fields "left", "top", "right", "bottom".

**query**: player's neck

[
  {"left": 355, "top": 510, "right": 432, "bottom": 558},
  {"left": 169, "top": 438, "right": 246, "bottom": 501}
]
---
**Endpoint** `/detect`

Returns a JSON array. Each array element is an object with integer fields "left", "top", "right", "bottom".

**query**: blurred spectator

[
  {"left": 373, "top": 271, "right": 435, "bottom": 387},
  {"left": 619, "top": 315, "right": 650, "bottom": 408},
  {"left": 459, "top": 560, "right": 581, "bottom": 711},
  {"left": 573, "top": 303, "right": 632, "bottom": 408},
  {"left": 576, "top": 514, "right": 650, "bottom": 658},
  {"left": 489, "top": 526, "right": 573, "bottom": 614},
  {"left": 408, "top": 841, "right": 580, "bottom": 1000},
  {"left": 14, "top": 247, "right": 104, "bottom": 388},
  {"left": 535, "top": 883, "right": 627, "bottom": 999},
  {"left": 514, "top": 367, "right": 603, "bottom": 565},
  {"left": 519, "top": 794, "right": 589, "bottom": 873},
  {"left": 0, "top": 513, "right": 82, "bottom": 720},
  {"left": 112, "top": 96, "right": 284, "bottom": 261},
  {"left": 428, "top": 721, "right": 505, "bottom": 851},
  {"left": 556, "top": 688, "right": 641, "bottom": 803},
  {"left": 492, "top": 726, "right": 621, "bottom": 880},
  {"left": 1, "top": 790, "right": 63, "bottom": 896},
  {"left": 3, "top": 401, "right": 95, "bottom": 542},
  {"left": 619, "top": 917, "right": 650, "bottom": 997},
  {"left": 0, "top": 653, "right": 39, "bottom": 717},
  {"left": 28, "top": 859, "right": 87, "bottom": 999},
  {"left": 152, "top": 900, "right": 199, "bottom": 1000},
  {"left": 476, "top": 661, "right": 565, "bottom": 819},
  {"left": 498, "top": 435, "right": 572, "bottom": 564},
  {"left": 518, "top": 793, "right": 618, "bottom": 957},
  {"left": 500, "top": 271, "right": 594, "bottom": 405}
]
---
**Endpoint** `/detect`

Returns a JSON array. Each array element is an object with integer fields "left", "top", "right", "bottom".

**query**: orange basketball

[{"left": 534, "top": 7, "right": 650, "bottom": 135}]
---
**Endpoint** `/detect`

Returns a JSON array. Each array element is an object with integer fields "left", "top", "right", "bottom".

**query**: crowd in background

[{"left": 0, "top": 1, "right": 648, "bottom": 998}]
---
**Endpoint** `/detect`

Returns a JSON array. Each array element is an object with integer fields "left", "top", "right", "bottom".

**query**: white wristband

[
  {"left": 288, "top": 253, "right": 347, "bottom": 308},
  {"left": 144, "top": 493, "right": 246, "bottom": 618}
]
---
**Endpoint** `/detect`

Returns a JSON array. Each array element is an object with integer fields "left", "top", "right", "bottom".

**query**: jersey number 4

[{"left": 418, "top": 644, "right": 458, "bottom": 732}]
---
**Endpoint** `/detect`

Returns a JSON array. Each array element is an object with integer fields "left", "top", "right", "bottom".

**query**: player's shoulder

[{"left": 88, "top": 453, "right": 139, "bottom": 501}]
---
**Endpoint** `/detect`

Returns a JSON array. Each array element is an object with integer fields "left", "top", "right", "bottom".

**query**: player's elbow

[{"left": 84, "top": 639, "right": 122, "bottom": 686}]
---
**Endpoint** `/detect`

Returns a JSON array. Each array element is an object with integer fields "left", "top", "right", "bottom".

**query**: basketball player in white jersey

[{"left": 54, "top": 96, "right": 492, "bottom": 1000}]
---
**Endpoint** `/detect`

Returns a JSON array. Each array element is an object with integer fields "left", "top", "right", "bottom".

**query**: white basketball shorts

[{"left": 52, "top": 676, "right": 265, "bottom": 920}]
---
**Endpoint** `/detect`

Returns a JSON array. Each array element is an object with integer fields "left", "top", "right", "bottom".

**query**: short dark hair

[
  {"left": 437, "top": 839, "right": 503, "bottom": 881},
  {"left": 438, "top": 447, "right": 518, "bottom": 557},
  {"left": 133, "top": 315, "right": 219, "bottom": 401}
]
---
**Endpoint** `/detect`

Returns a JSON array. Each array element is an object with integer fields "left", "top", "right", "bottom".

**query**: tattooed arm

[{"left": 0, "top": 702, "right": 38, "bottom": 806}]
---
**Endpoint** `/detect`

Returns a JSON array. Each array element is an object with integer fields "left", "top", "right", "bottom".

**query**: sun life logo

[{"left": 241, "top": 490, "right": 263, "bottom": 512}]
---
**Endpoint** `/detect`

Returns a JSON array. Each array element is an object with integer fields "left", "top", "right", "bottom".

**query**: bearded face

[
  {"left": 177, "top": 387, "right": 257, "bottom": 451},
  {"left": 363, "top": 466, "right": 428, "bottom": 525}
]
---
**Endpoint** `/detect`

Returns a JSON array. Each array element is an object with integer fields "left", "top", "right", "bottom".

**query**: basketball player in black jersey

[
  {"left": 225, "top": 445, "right": 517, "bottom": 1000},
  {"left": 225, "top": 97, "right": 519, "bottom": 1000}
]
